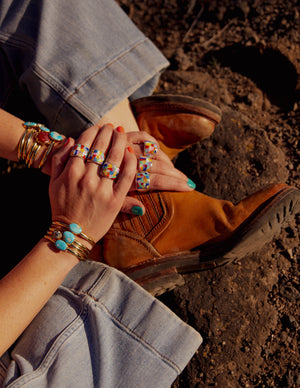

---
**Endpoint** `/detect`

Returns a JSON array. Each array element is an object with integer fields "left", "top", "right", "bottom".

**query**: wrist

[
  {"left": 44, "top": 221, "right": 96, "bottom": 261},
  {"left": 17, "top": 122, "right": 65, "bottom": 173}
]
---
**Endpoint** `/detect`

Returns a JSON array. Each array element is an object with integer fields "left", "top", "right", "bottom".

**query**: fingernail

[
  {"left": 63, "top": 137, "right": 71, "bottom": 147},
  {"left": 131, "top": 206, "right": 144, "bottom": 215},
  {"left": 187, "top": 178, "right": 196, "bottom": 189},
  {"left": 127, "top": 146, "right": 134, "bottom": 153},
  {"left": 106, "top": 123, "right": 114, "bottom": 127},
  {"left": 116, "top": 126, "right": 125, "bottom": 133}
]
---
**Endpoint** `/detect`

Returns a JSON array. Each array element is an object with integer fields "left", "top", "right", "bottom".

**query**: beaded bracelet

[
  {"left": 45, "top": 222, "right": 95, "bottom": 261},
  {"left": 17, "top": 122, "right": 63, "bottom": 169}
]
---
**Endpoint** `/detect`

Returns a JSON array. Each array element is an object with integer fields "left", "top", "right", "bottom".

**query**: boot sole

[
  {"left": 125, "top": 187, "right": 300, "bottom": 296},
  {"left": 130, "top": 94, "right": 222, "bottom": 125}
]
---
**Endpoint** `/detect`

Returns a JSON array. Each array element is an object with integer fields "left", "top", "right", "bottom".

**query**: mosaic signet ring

[
  {"left": 136, "top": 171, "right": 150, "bottom": 191},
  {"left": 101, "top": 161, "right": 120, "bottom": 180},
  {"left": 143, "top": 141, "right": 158, "bottom": 157},
  {"left": 87, "top": 149, "right": 105, "bottom": 165},
  {"left": 138, "top": 156, "right": 153, "bottom": 172},
  {"left": 70, "top": 144, "right": 89, "bottom": 160}
]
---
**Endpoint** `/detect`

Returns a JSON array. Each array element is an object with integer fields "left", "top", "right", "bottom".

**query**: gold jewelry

[
  {"left": 17, "top": 122, "right": 63, "bottom": 168},
  {"left": 44, "top": 235, "right": 88, "bottom": 261},
  {"left": 45, "top": 221, "right": 94, "bottom": 261},
  {"left": 52, "top": 221, "right": 96, "bottom": 247}
]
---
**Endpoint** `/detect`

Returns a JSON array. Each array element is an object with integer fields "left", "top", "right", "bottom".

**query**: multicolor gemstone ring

[
  {"left": 136, "top": 171, "right": 150, "bottom": 191},
  {"left": 70, "top": 144, "right": 90, "bottom": 160},
  {"left": 138, "top": 156, "right": 153, "bottom": 172},
  {"left": 101, "top": 161, "right": 120, "bottom": 180},
  {"left": 143, "top": 141, "right": 159, "bottom": 158},
  {"left": 87, "top": 149, "right": 105, "bottom": 165}
]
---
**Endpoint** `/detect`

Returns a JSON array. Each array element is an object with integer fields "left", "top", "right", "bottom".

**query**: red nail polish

[
  {"left": 116, "top": 126, "right": 125, "bottom": 133},
  {"left": 127, "top": 146, "right": 134, "bottom": 153},
  {"left": 63, "top": 137, "right": 71, "bottom": 147}
]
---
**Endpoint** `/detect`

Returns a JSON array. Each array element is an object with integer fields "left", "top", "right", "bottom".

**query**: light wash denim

[
  {"left": 0, "top": 0, "right": 169, "bottom": 137},
  {"left": 0, "top": 1, "right": 202, "bottom": 387},
  {"left": 0, "top": 262, "right": 202, "bottom": 387}
]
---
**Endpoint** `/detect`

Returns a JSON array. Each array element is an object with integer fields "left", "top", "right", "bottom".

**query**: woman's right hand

[{"left": 49, "top": 124, "right": 137, "bottom": 243}]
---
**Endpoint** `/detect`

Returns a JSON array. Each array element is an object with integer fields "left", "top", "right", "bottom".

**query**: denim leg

[
  {"left": 0, "top": 262, "right": 201, "bottom": 388},
  {"left": 0, "top": 0, "right": 169, "bottom": 136}
]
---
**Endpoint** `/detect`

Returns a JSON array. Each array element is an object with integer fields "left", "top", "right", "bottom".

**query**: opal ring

[
  {"left": 144, "top": 141, "right": 158, "bottom": 157},
  {"left": 138, "top": 156, "right": 153, "bottom": 172},
  {"left": 136, "top": 171, "right": 150, "bottom": 191},
  {"left": 87, "top": 149, "right": 105, "bottom": 165},
  {"left": 70, "top": 144, "right": 90, "bottom": 160},
  {"left": 101, "top": 161, "right": 120, "bottom": 180}
]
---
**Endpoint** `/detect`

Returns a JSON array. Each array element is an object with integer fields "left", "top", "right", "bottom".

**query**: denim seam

[
  {"left": 7, "top": 302, "right": 89, "bottom": 388},
  {"left": 0, "top": 31, "right": 35, "bottom": 51},
  {"left": 29, "top": 37, "right": 150, "bottom": 122},
  {"left": 87, "top": 297, "right": 181, "bottom": 374}
]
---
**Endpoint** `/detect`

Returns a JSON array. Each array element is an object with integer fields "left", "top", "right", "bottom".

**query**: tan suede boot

[
  {"left": 130, "top": 94, "right": 221, "bottom": 159},
  {"left": 94, "top": 183, "right": 300, "bottom": 296}
]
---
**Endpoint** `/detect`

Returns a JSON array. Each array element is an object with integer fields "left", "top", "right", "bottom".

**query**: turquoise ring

[
  {"left": 136, "top": 171, "right": 150, "bottom": 191},
  {"left": 138, "top": 156, "right": 153, "bottom": 172},
  {"left": 70, "top": 144, "right": 90, "bottom": 160},
  {"left": 87, "top": 149, "right": 105, "bottom": 165},
  {"left": 101, "top": 161, "right": 120, "bottom": 180}
]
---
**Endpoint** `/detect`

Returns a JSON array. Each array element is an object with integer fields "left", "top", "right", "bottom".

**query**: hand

[
  {"left": 118, "top": 130, "right": 195, "bottom": 215},
  {"left": 49, "top": 124, "right": 136, "bottom": 242},
  {"left": 125, "top": 130, "right": 193, "bottom": 192}
]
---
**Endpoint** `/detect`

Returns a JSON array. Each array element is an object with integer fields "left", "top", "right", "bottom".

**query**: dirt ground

[
  {"left": 116, "top": 1, "right": 300, "bottom": 387},
  {"left": 0, "top": 1, "right": 299, "bottom": 387}
]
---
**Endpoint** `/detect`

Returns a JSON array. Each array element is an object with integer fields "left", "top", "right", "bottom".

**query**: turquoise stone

[
  {"left": 50, "top": 131, "right": 63, "bottom": 141},
  {"left": 69, "top": 223, "right": 82, "bottom": 234},
  {"left": 24, "top": 121, "right": 37, "bottom": 127},
  {"left": 40, "top": 125, "right": 50, "bottom": 132},
  {"left": 55, "top": 239, "right": 67, "bottom": 251},
  {"left": 63, "top": 231, "right": 75, "bottom": 244}
]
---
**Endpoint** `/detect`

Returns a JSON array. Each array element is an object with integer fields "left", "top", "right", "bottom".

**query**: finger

[
  {"left": 51, "top": 137, "right": 75, "bottom": 180},
  {"left": 99, "top": 129, "right": 127, "bottom": 184},
  {"left": 130, "top": 173, "right": 196, "bottom": 192},
  {"left": 67, "top": 124, "right": 104, "bottom": 170},
  {"left": 85, "top": 124, "right": 115, "bottom": 174},
  {"left": 130, "top": 142, "right": 173, "bottom": 167},
  {"left": 126, "top": 130, "right": 158, "bottom": 146},
  {"left": 114, "top": 147, "right": 137, "bottom": 197},
  {"left": 120, "top": 197, "right": 145, "bottom": 215},
  {"left": 138, "top": 158, "right": 188, "bottom": 180}
]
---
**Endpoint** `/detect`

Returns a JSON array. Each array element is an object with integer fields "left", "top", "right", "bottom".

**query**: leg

[{"left": 0, "top": 262, "right": 202, "bottom": 387}]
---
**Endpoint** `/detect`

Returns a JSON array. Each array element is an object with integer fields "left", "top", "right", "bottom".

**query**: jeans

[
  {"left": 0, "top": 262, "right": 202, "bottom": 388},
  {"left": 0, "top": 0, "right": 169, "bottom": 137},
  {"left": 0, "top": 0, "right": 202, "bottom": 387}
]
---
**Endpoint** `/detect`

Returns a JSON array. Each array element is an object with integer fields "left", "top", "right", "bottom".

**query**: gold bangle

[
  {"left": 26, "top": 142, "right": 41, "bottom": 167},
  {"left": 52, "top": 221, "right": 96, "bottom": 247},
  {"left": 38, "top": 141, "right": 55, "bottom": 169},
  {"left": 17, "top": 129, "right": 29, "bottom": 160},
  {"left": 48, "top": 227, "right": 90, "bottom": 256},
  {"left": 17, "top": 122, "right": 63, "bottom": 169},
  {"left": 44, "top": 235, "right": 88, "bottom": 261}
]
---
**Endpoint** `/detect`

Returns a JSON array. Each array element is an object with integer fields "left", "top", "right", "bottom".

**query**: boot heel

[{"left": 129, "top": 267, "right": 185, "bottom": 297}]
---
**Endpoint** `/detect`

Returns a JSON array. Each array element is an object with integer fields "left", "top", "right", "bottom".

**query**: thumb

[{"left": 120, "top": 196, "right": 145, "bottom": 216}]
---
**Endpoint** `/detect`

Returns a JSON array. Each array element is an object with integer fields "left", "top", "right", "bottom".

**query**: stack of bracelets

[
  {"left": 17, "top": 121, "right": 64, "bottom": 169},
  {"left": 44, "top": 221, "right": 95, "bottom": 261}
]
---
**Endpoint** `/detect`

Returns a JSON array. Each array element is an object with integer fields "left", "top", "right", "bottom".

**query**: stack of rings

[
  {"left": 70, "top": 143, "right": 120, "bottom": 180},
  {"left": 18, "top": 122, "right": 64, "bottom": 169},
  {"left": 136, "top": 141, "right": 158, "bottom": 191}
]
